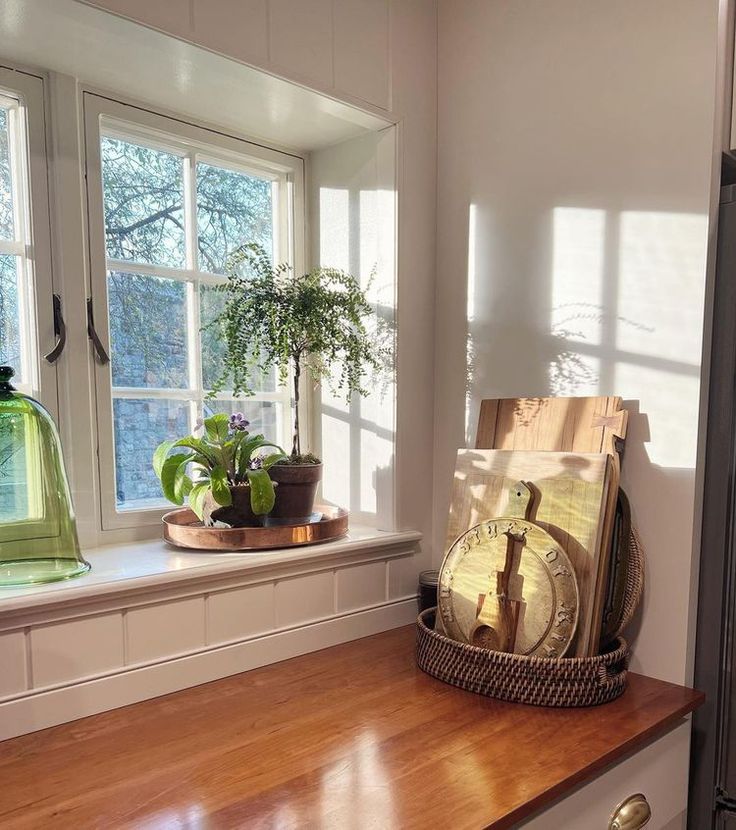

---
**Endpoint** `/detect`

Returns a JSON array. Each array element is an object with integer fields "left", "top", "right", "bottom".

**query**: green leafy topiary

[{"left": 206, "top": 243, "right": 386, "bottom": 458}]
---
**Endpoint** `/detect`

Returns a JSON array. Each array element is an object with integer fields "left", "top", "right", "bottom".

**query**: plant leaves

[
  {"left": 210, "top": 464, "right": 232, "bottom": 507},
  {"left": 204, "top": 413, "right": 230, "bottom": 443},
  {"left": 160, "top": 452, "right": 194, "bottom": 504},
  {"left": 153, "top": 440, "right": 175, "bottom": 479},
  {"left": 189, "top": 481, "right": 210, "bottom": 521},
  {"left": 236, "top": 435, "right": 284, "bottom": 476},
  {"left": 173, "top": 437, "right": 217, "bottom": 467},
  {"left": 261, "top": 452, "right": 287, "bottom": 470},
  {"left": 174, "top": 435, "right": 217, "bottom": 467},
  {"left": 174, "top": 470, "right": 193, "bottom": 504},
  {"left": 246, "top": 468, "right": 276, "bottom": 515}
]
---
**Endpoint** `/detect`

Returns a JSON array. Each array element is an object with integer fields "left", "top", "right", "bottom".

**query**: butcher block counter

[{"left": 0, "top": 625, "right": 702, "bottom": 829}]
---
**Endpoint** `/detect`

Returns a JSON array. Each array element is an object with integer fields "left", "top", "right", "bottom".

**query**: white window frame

[
  {"left": 82, "top": 94, "right": 305, "bottom": 531},
  {"left": 0, "top": 67, "right": 57, "bottom": 415}
]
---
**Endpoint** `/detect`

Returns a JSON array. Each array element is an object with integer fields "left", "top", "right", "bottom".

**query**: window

[
  {"left": 84, "top": 97, "right": 303, "bottom": 529},
  {"left": 0, "top": 69, "right": 56, "bottom": 523},
  {"left": 0, "top": 70, "right": 55, "bottom": 405}
]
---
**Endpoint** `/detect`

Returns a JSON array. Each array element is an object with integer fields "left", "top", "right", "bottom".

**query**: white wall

[
  {"left": 435, "top": 0, "right": 719, "bottom": 684},
  {"left": 309, "top": 130, "right": 398, "bottom": 529}
]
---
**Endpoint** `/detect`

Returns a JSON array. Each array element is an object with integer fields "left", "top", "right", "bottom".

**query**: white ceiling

[{"left": 0, "top": 0, "right": 390, "bottom": 153}]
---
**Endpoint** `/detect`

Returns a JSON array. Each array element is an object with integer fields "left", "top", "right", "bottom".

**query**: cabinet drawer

[{"left": 519, "top": 720, "right": 691, "bottom": 829}]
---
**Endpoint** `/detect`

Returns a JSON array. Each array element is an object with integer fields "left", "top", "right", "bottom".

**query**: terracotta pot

[
  {"left": 202, "top": 484, "right": 264, "bottom": 528},
  {"left": 268, "top": 463, "right": 323, "bottom": 523}
]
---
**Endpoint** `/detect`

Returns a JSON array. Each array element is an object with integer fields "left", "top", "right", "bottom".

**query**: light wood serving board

[
  {"left": 445, "top": 449, "right": 614, "bottom": 657},
  {"left": 475, "top": 396, "right": 628, "bottom": 456},
  {"left": 475, "top": 395, "right": 628, "bottom": 654}
]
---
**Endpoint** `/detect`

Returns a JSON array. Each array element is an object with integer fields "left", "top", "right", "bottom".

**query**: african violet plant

[{"left": 153, "top": 412, "right": 285, "bottom": 520}]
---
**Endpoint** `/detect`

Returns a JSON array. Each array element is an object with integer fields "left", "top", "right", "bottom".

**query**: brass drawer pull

[{"left": 608, "top": 794, "right": 651, "bottom": 829}]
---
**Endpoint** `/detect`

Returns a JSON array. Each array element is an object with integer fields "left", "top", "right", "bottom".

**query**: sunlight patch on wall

[
  {"left": 551, "top": 207, "right": 605, "bottom": 346},
  {"left": 617, "top": 211, "right": 707, "bottom": 361},
  {"left": 321, "top": 411, "right": 350, "bottom": 505},
  {"left": 548, "top": 207, "right": 604, "bottom": 396},
  {"left": 615, "top": 363, "right": 700, "bottom": 469},
  {"left": 359, "top": 189, "right": 377, "bottom": 289},
  {"left": 319, "top": 187, "right": 350, "bottom": 271},
  {"left": 614, "top": 210, "right": 706, "bottom": 470},
  {"left": 465, "top": 203, "right": 477, "bottom": 442}
]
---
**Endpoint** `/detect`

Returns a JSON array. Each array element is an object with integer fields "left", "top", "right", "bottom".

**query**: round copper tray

[{"left": 162, "top": 504, "right": 349, "bottom": 551}]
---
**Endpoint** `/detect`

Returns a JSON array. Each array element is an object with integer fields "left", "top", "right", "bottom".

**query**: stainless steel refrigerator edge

[{"left": 690, "top": 175, "right": 736, "bottom": 829}]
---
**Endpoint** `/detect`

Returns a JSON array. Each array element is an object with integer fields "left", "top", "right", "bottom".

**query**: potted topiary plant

[
  {"left": 208, "top": 243, "right": 384, "bottom": 522},
  {"left": 153, "top": 412, "right": 285, "bottom": 527}
]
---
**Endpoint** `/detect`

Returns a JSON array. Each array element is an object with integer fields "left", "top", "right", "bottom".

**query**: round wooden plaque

[{"left": 438, "top": 518, "right": 579, "bottom": 658}]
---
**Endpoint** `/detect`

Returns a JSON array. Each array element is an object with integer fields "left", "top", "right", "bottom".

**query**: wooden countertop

[{"left": 0, "top": 625, "right": 703, "bottom": 830}]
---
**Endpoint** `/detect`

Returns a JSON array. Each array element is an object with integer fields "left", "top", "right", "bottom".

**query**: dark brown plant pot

[
  {"left": 202, "top": 484, "right": 264, "bottom": 528},
  {"left": 268, "top": 462, "right": 323, "bottom": 524}
]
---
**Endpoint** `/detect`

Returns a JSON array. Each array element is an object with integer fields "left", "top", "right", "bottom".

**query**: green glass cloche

[{"left": 0, "top": 366, "right": 90, "bottom": 585}]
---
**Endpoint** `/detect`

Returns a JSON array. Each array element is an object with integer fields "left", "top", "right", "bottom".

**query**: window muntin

[{"left": 97, "top": 124, "right": 292, "bottom": 514}]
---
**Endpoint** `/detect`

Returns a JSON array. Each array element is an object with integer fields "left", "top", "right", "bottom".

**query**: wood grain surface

[
  {"left": 445, "top": 450, "right": 613, "bottom": 656},
  {"left": 474, "top": 396, "right": 629, "bottom": 656},
  {"left": 0, "top": 625, "right": 702, "bottom": 830},
  {"left": 475, "top": 396, "right": 628, "bottom": 456}
]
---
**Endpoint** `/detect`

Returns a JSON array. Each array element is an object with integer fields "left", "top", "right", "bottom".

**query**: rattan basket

[
  {"left": 417, "top": 609, "right": 629, "bottom": 706},
  {"left": 415, "top": 521, "right": 644, "bottom": 707}
]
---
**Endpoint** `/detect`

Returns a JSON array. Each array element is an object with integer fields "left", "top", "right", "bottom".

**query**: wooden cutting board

[
  {"left": 475, "top": 396, "right": 628, "bottom": 456},
  {"left": 475, "top": 395, "right": 628, "bottom": 654},
  {"left": 445, "top": 449, "right": 614, "bottom": 657}
]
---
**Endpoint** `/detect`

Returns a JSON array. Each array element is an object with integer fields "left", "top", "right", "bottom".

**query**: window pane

[
  {"left": 199, "top": 284, "right": 277, "bottom": 393},
  {"left": 0, "top": 106, "right": 14, "bottom": 240},
  {"left": 204, "top": 399, "right": 283, "bottom": 447},
  {"left": 196, "top": 162, "right": 273, "bottom": 275},
  {"left": 113, "top": 397, "right": 190, "bottom": 509},
  {"left": 0, "top": 255, "right": 22, "bottom": 379},
  {"left": 0, "top": 409, "right": 30, "bottom": 522},
  {"left": 101, "top": 136, "right": 185, "bottom": 268},
  {"left": 108, "top": 271, "right": 189, "bottom": 389}
]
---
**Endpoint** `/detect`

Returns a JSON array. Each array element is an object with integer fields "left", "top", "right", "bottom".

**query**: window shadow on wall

[{"left": 463, "top": 202, "right": 708, "bottom": 677}]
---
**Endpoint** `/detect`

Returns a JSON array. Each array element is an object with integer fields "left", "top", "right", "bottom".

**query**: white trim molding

[{"left": 0, "top": 529, "right": 424, "bottom": 740}]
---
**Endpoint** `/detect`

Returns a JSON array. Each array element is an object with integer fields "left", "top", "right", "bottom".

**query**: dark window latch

[
  {"left": 86, "top": 298, "right": 110, "bottom": 365},
  {"left": 44, "top": 294, "right": 67, "bottom": 364}
]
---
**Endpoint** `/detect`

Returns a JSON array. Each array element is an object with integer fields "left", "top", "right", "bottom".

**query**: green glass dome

[{"left": 0, "top": 366, "right": 90, "bottom": 586}]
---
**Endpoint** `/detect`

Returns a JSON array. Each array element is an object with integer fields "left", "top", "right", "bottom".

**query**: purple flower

[
  {"left": 229, "top": 412, "right": 250, "bottom": 432},
  {"left": 249, "top": 456, "right": 263, "bottom": 470}
]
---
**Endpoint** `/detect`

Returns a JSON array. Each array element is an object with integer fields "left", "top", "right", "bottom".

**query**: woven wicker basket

[{"left": 416, "top": 520, "right": 644, "bottom": 707}]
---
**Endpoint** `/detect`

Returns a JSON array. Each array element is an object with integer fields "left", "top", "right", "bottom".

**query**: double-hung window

[
  {"left": 0, "top": 68, "right": 56, "bottom": 406},
  {"left": 84, "top": 96, "right": 303, "bottom": 530},
  {"left": 0, "top": 68, "right": 56, "bottom": 524}
]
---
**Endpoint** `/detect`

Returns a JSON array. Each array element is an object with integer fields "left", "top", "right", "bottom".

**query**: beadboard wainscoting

[{"left": 0, "top": 529, "right": 423, "bottom": 740}]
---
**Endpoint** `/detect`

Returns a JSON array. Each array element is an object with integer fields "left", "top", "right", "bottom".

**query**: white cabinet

[{"left": 520, "top": 721, "right": 691, "bottom": 829}]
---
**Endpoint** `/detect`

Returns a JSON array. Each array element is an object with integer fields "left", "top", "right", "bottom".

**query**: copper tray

[{"left": 162, "top": 504, "right": 349, "bottom": 551}]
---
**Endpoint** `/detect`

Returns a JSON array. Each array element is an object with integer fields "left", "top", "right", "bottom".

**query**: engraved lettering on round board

[{"left": 438, "top": 518, "right": 579, "bottom": 658}]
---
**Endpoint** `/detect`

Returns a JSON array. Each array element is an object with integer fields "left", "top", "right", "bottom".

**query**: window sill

[{"left": 0, "top": 524, "right": 422, "bottom": 618}]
